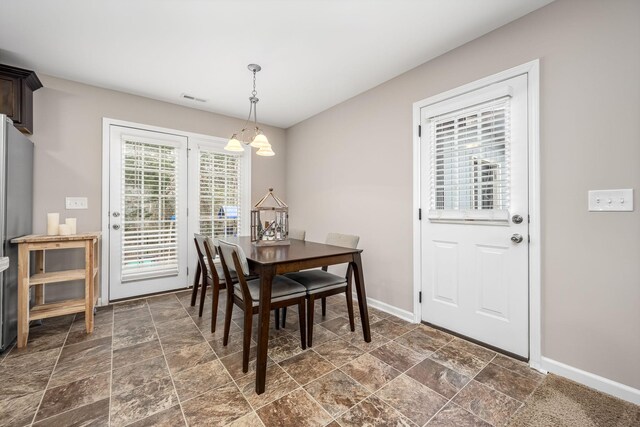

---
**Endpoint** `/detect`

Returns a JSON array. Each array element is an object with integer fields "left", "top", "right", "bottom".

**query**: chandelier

[{"left": 224, "top": 64, "right": 274, "bottom": 156}]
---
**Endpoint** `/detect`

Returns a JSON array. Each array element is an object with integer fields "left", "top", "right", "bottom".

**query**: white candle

[
  {"left": 47, "top": 213, "right": 59, "bottom": 236},
  {"left": 65, "top": 218, "right": 77, "bottom": 234},
  {"left": 58, "top": 224, "right": 71, "bottom": 236}
]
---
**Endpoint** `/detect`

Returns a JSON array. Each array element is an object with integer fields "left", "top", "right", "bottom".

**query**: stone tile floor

[{"left": 0, "top": 289, "right": 573, "bottom": 426}]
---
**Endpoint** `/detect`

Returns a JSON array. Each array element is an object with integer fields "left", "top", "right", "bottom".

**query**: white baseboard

[
  {"left": 354, "top": 293, "right": 415, "bottom": 323},
  {"left": 541, "top": 356, "right": 640, "bottom": 405}
]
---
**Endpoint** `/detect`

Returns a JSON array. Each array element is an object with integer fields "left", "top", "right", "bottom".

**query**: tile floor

[{"left": 0, "top": 289, "right": 557, "bottom": 426}]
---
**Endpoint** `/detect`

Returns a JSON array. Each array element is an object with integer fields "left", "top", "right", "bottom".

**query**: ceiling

[{"left": 0, "top": 0, "right": 553, "bottom": 128}]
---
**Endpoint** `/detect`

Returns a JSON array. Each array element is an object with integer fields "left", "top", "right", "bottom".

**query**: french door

[
  {"left": 420, "top": 74, "right": 529, "bottom": 357},
  {"left": 109, "top": 125, "right": 188, "bottom": 300}
]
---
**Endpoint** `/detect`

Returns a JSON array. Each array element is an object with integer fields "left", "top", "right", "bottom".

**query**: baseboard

[
  {"left": 541, "top": 356, "right": 640, "bottom": 405},
  {"left": 354, "top": 293, "right": 415, "bottom": 323}
]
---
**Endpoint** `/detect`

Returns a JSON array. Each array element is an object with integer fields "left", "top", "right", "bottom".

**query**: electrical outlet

[{"left": 66, "top": 197, "right": 88, "bottom": 210}]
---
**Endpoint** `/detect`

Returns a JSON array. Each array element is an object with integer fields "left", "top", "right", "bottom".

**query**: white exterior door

[
  {"left": 420, "top": 74, "right": 529, "bottom": 357},
  {"left": 109, "top": 125, "right": 188, "bottom": 300}
]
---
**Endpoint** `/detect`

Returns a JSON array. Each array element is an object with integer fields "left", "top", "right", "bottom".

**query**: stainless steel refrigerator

[{"left": 0, "top": 114, "right": 33, "bottom": 351}]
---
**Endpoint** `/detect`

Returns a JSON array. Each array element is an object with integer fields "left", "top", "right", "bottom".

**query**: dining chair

[
  {"left": 191, "top": 235, "right": 214, "bottom": 317},
  {"left": 192, "top": 234, "right": 230, "bottom": 325},
  {"left": 202, "top": 236, "right": 237, "bottom": 333},
  {"left": 217, "top": 240, "right": 307, "bottom": 373},
  {"left": 284, "top": 232, "right": 360, "bottom": 346},
  {"left": 190, "top": 239, "right": 204, "bottom": 308},
  {"left": 288, "top": 229, "right": 306, "bottom": 240}
]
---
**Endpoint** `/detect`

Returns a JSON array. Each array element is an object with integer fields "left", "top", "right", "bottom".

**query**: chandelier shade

[
  {"left": 224, "top": 136, "right": 245, "bottom": 152},
  {"left": 250, "top": 133, "right": 270, "bottom": 149},
  {"left": 256, "top": 144, "right": 275, "bottom": 157}
]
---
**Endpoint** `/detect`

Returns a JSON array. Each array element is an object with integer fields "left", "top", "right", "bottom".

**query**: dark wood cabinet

[{"left": 0, "top": 64, "right": 42, "bottom": 134}]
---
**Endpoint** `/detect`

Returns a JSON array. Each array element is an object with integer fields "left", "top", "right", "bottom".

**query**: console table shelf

[
  {"left": 29, "top": 269, "right": 88, "bottom": 285},
  {"left": 12, "top": 232, "right": 101, "bottom": 348}
]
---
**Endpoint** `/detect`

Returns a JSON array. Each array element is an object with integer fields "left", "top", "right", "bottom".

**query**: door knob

[
  {"left": 511, "top": 234, "right": 523, "bottom": 243},
  {"left": 112, "top": 224, "right": 120, "bottom": 230},
  {"left": 512, "top": 214, "right": 523, "bottom": 224}
]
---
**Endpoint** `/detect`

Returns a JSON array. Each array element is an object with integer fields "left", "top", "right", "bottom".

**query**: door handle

[
  {"left": 511, "top": 234, "right": 523, "bottom": 244},
  {"left": 112, "top": 224, "right": 120, "bottom": 230}
]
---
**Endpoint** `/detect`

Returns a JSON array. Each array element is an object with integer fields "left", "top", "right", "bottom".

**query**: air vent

[{"left": 181, "top": 93, "right": 207, "bottom": 103}]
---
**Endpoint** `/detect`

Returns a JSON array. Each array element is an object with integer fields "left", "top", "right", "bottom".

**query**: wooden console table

[{"left": 12, "top": 232, "right": 100, "bottom": 348}]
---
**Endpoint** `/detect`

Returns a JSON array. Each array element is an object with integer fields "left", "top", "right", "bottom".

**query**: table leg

[
  {"left": 255, "top": 265, "right": 275, "bottom": 395},
  {"left": 35, "top": 250, "right": 45, "bottom": 305},
  {"left": 351, "top": 252, "right": 371, "bottom": 342},
  {"left": 17, "top": 244, "right": 30, "bottom": 348},
  {"left": 85, "top": 240, "right": 95, "bottom": 333}
]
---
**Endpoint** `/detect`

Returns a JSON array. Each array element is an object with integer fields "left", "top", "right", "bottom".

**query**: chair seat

[
  {"left": 207, "top": 265, "right": 246, "bottom": 283},
  {"left": 284, "top": 270, "right": 347, "bottom": 293},
  {"left": 234, "top": 275, "right": 306, "bottom": 305}
]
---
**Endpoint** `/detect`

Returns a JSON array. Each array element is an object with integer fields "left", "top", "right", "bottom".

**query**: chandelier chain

[{"left": 252, "top": 69, "right": 257, "bottom": 97}]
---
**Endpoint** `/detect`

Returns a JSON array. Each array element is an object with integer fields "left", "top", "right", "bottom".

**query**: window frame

[{"left": 424, "top": 86, "right": 513, "bottom": 224}]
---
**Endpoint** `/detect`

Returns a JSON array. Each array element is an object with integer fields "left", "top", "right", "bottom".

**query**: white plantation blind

[
  {"left": 121, "top": 140, "right": 180, "bottom": 281},
  {"left": 198, "top": 149, "right": 243, "bottom": 239},
  {"left": 429, "top": 96, "right": 511, "bottom": 222}
]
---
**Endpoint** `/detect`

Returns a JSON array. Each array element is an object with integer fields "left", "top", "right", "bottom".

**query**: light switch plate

[
  {"left": 66, "top": 197, "right": 88, "bottom": 210},
  {"left": 588, "top": 189, "right": 633, "bottom": 212}
]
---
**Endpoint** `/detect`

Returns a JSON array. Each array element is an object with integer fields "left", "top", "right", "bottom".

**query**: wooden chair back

[
  {"left": 193, "top": 234, "right": 209, "bottom": 278},
  {"left": 289, "top": 229, "right": 306, "bottom": 240},
  {"left": 217, "top": 240, "right": 252, "bottom": 304},
  {"left": 324, "top": 233, "right": 359, "bottom": 279},
  {"left": 202, "top": 237, "right": 223, "bottom": 285}
]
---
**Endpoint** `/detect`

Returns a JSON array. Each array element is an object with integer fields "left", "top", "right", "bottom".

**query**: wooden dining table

[{"left": 226, "top": 236, "right": 371, "bottom": 394}]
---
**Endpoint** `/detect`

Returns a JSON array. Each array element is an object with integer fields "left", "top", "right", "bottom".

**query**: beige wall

[
  {"left": 286, "top": 0, "right": 640, "bottom": 389},
  {"left": 30, "top": 75, "right": 286, "bottom": 300}
]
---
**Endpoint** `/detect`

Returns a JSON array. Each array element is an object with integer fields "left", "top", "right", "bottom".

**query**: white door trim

[
  {"left": 100, "top": 117, "right": 251, "bottom": 305},
  {"left": 412, "top": 59, "right": 541, "bottom": 368}
]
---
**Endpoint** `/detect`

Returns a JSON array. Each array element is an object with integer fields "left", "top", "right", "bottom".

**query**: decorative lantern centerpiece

[{"left": 251, "top": 188, "right": 289, "bottom": 246}]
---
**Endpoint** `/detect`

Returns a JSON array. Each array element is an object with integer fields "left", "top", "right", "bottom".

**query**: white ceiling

[{"left": 0, "top": 0, "right": 553, "bottom": 128}]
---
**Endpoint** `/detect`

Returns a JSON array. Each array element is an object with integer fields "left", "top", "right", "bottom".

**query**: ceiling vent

[{"left": 181, "top": 93, "right": 207, "bottom": 103}]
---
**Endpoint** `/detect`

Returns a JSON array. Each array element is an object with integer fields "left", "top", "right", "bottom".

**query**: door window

[
  {"left": 121, "top": 139, "right": 180, "bottom": 281},
  {"left": 428, "top": 96, "right": 511, "bottom": 222}
]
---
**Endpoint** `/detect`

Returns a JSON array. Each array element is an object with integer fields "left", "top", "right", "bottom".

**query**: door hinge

[
  {"left": 418, "top": 291, "right": 422, "bottom": 303},
  {"left": 418, "top": 208, "right": 422, "bottom": 220},
  {"left": 187, "top": 266, "right": 189, "bottom": 276},
  {"left": 528, "top": 235, "right": 531, "bottom": 243},
  {"left": 186, "top": 208, "right": 189, "bottom": 217},
  {"left": 418, "top": 125, "right": 422, "bottom": 137}
]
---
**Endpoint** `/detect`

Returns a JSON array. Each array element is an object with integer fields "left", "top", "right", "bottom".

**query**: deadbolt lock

[{"left": 512, "top": 214, "right": 523, "bottom": 224}]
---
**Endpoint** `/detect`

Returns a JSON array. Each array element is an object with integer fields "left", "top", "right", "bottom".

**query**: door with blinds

[
  {"left": 109, "top": 126, "right": 188, "bottom": 300},
  {"left": 196, "top": 142, "right": 245, "bottom": 238},
  {"left": 420, "top": 74, "right": 529, "bottom": 357},
  {"left": 186, "top": 139, "right": 250, "bottom": 283}
]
